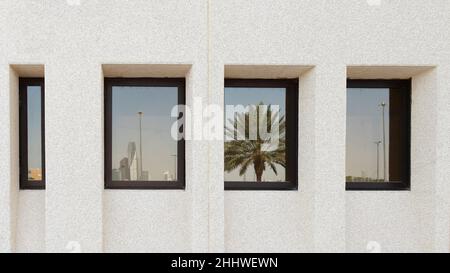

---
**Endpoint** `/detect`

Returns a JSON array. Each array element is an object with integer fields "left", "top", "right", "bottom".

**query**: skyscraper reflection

[{"left": 113, "top": 141, "right": 150, "bottom": 181}]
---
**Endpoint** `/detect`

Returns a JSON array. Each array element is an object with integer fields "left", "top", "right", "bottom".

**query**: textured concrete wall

[{"left": 0, "top": 0, "right": 449, "bottom": 253}]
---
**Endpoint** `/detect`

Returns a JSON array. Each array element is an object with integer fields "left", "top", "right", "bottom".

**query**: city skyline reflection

[{"left": 111, "top": 86, "right": 178, "bottom": 181}]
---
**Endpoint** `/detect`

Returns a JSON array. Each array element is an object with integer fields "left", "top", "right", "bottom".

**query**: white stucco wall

[{"left": 0, "top": 0, "right": 449, "bottom": 253}]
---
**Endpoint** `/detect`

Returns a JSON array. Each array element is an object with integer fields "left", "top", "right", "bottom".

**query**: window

[
  {"left": 19, "top": 78, "right": 45, "bottom": 189},
  {"left": 224, "top": 79, "right": 298, "bottom": 190},
  {"left": 346, "top": 80, "right": 411, "bottom": 191},
  {"left": 104, "top": 78, "right": 185, "bottom": 189}
]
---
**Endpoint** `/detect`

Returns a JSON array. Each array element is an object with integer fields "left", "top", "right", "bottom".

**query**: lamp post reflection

[
  {"left": 138, "top": 111, "right": 143, "bottom": 180},
  {"left": 171, "top": 154, "right": 177, "bottom": 180},
  {"left": 380, "top": 102, "right": 386, "bottom": 181},
  {"left": 374, "top": 140, "right": 381, "bottom": 181}
]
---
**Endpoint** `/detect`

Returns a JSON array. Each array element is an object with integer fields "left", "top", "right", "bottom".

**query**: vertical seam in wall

[
  {"left": 207, "top": 0, "right": 216, "bottom": 252},
  {"left": 9, "top": 67, "right": 18, "bottom": 253},
  {"left": 206, "top": 0, "right": 212, "bottom": 252}
]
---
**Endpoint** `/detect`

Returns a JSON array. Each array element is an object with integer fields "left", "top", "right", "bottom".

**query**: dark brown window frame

[
  {"left": 346, "top": 79, "right": 411, "bottom": 191},
  {"left": 224, "top": 79, "right": 299, "bottom": 191},
  {"left": 19, "top": 78, "right": 45, "bottom": 190},
  {"left": 104, "top": 78, "right": 186, "bottom": 190}
]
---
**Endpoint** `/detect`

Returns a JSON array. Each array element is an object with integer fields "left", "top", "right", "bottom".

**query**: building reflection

[
  {"left": 112, "top": 141, "right": 175, "bottom": 181},
  {"left": 28, "top": 168, "right": 42, "bottom": 181},
  {"left": 112, "top": 141, "right": 149, "bottom": 181}
]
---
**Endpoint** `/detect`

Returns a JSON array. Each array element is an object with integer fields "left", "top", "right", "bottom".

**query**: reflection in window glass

[
  {"left": 224, "top": 87, "right": 286, "bottom": 182},
  {"left": 27, "top": 86, "right": 43, "bottom": 181},
  {"left": 111, "top": 86, "right": 178, "bottom": 181},
  {"left": 346, "top": 88, "right": 390, "bottom": 182}
]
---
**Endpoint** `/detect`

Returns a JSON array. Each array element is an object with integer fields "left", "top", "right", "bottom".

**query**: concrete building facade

[{"left": 0, "top": 0, "right": 449, "bottom": 252}]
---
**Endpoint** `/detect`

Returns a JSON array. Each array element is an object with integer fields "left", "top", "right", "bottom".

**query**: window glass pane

[
  {"left": 224, "top": 87, "right": 286, "bottom": 182},
  {"left": 111, "top": 86, "right": 178, "bottom": 181},
  {"left": 346, "top": 88, "right": 390, "bottom": 182},
  {"left": 27, "top": 86, "right": 42, "bottom": 181}
]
